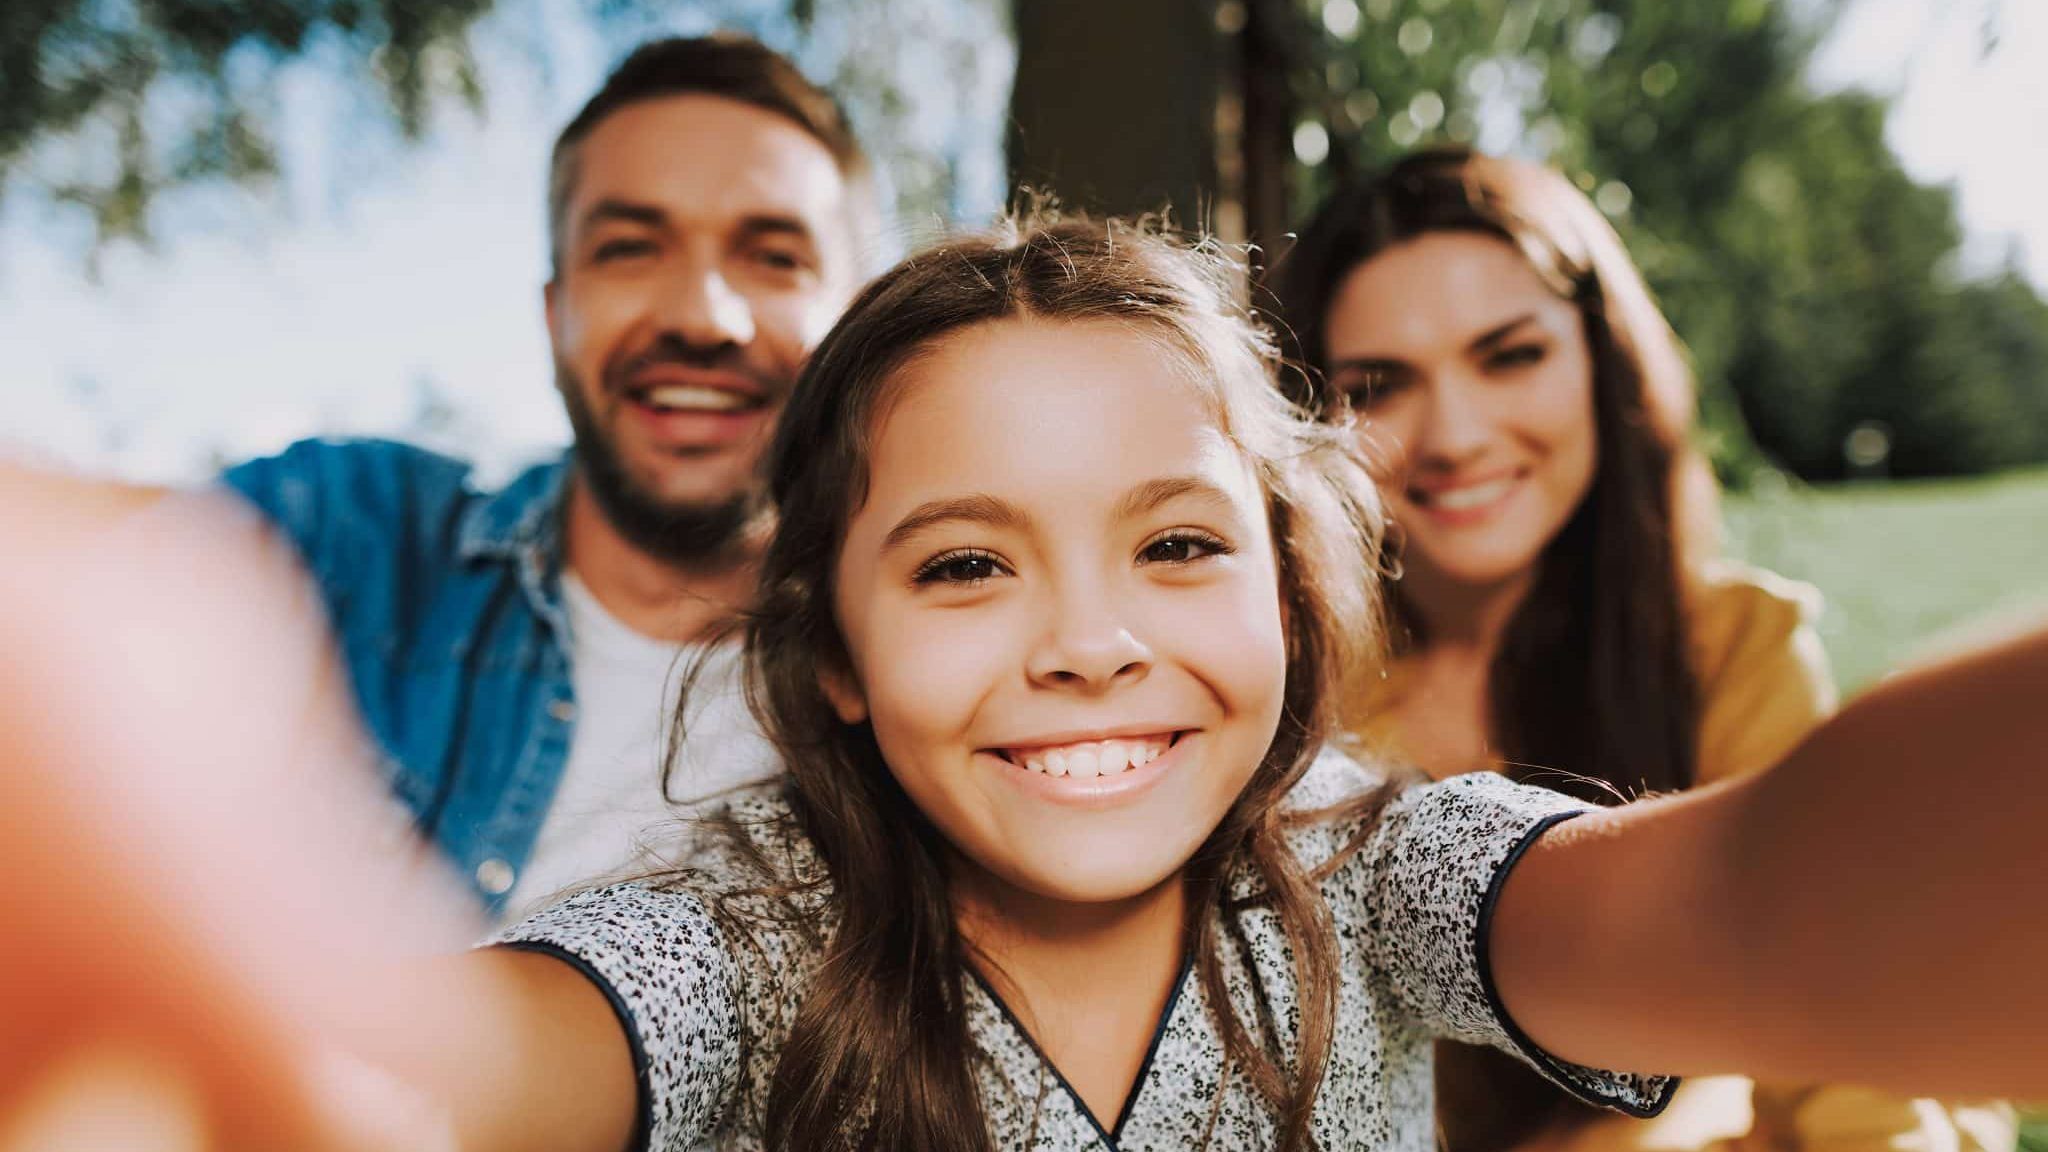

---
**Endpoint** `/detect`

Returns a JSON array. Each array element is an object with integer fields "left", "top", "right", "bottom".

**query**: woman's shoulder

[
  {"left": 1687, "top": 560, "right": 1824, "bottom": 665},
  {"left": 1685, "top": 560, "right": 1838, "bottom": 783}
]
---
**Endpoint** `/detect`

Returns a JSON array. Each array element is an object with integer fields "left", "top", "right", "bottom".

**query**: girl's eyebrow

[
  {"left": 1112, "top": 475, "right": 1240, "bottom": 522},
  {"left": 877, "top": 476, "right": 1238, "bottom": 556},
  {"left": 880, "top": 494, "right": 1026, "bottom": 554}
]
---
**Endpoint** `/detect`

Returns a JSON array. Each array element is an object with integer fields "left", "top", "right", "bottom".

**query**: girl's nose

[{"left": 1023, "top": 583, "right": 1153, "bottom": 692}]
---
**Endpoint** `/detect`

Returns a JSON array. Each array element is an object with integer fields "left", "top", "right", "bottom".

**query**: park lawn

[{"left": 1723, "top": 466, "right": 2048, "bottom": 694}]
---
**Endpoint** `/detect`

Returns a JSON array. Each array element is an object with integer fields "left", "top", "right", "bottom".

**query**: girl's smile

[
  {"left": 982, "top": 728, "right": 1192, "bottom": 807},
  {"left": 823, "top": 314, "right": 1289, "bottom": 906}
]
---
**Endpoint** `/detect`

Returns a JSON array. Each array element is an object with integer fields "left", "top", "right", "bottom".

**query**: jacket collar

[{"left": 456, "top": 451, "right": 573, "bottom": 564}]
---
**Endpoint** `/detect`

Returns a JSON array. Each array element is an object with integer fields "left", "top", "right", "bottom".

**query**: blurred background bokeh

[
  {"left": 0, "top": 8, "right": 2042, "bottom": 1125},
  {"left": 4, "top": 3, "right": 2043, "bottom": 690}
]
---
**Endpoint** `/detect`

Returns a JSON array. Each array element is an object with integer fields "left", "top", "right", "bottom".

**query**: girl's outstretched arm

[
  {"left": 0, "top": 471, "right": 641, "bottom": 1152},
  {"left": 1489, "top": 619, "right": 2048, "bottom": 1097}
]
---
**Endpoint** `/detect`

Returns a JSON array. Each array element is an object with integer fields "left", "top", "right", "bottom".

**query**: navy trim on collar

[{"left": 456, "top": 452, "right": 573, "bottom": 562}]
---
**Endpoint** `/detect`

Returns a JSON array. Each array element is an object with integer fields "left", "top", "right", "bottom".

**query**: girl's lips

[
  {"left": 996, "top": 731, "right": 1177, "bottom": 776},
  {"left": 980, "top": 731, "right": 1193, "bottom": 809}
]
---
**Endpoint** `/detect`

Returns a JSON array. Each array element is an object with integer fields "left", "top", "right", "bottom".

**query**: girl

[
  {"left": 3, "top": 218, "right": 2045, "bottom": 1152},
  {"left": 1272, "top": 149, "right": 2009, "bottom": 1152}
]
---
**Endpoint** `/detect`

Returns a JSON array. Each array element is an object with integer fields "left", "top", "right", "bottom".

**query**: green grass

[{"left": 1724, "top": 466, "right": 2048, "bottom": 693}]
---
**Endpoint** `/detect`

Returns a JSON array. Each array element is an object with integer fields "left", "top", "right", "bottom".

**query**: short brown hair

[{"left": 546, "top": 34, "right": 872, "bottom": 275}]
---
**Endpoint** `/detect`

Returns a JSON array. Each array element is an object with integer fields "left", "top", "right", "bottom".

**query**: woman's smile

[{"left": 1405, "top": 467, "right": 1532, "bottom": 527}]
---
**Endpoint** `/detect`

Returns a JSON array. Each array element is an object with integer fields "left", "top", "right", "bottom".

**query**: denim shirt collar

[
  {"left": 455, "top": 452, "right": 576, "bottom": 643},
  {"left": 456, "top": 452, "right": 573, "bottom": 566}
]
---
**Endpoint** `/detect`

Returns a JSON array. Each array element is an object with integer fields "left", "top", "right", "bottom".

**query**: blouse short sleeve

[
  {"left": 491, "top": 883, "right": 744, "bottom": 1152},
  {"left": 1358, "top": 772, "right": 1680, "bottom": 1117},
  {"left": 1689, "top": 561, "right": 1838, "bottom": 785}
]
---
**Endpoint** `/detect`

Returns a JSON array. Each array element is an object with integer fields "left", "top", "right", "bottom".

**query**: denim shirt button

[
  {"left": 475, "top": 858, "right": 516, "bottom": 896},
  {"left": 548, "top": 699, "right": 578, "bottom": 723}
]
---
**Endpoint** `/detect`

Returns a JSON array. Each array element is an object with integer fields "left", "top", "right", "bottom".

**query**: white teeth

[
  {"left": 1068, "top": 746, "right": 1100, "bottom": 778},
  {"left": 1099, "top": 741, "right": 1125, "bottom": 776},
  {"left": 644, "top": 385, "right": 749, "bottom": 412},
  {"left": 1427, "top": 477, "right": 1516, "bottom": 511},
  {"left": 1007, "top": 735, "right": 1173, "bottom": 779}
]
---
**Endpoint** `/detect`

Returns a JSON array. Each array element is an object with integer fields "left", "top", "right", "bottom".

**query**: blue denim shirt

[{"left": 221, "top": 438, "right": 578, "bottom": 915}]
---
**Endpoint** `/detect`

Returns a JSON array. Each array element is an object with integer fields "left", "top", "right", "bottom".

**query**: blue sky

[{"left": 3, "top": 0, "right": 2041, "bottom": 484}]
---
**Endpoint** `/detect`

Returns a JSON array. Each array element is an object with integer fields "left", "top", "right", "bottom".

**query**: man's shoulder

[
  {"left": 219, "top": 437, "right": 567, "bottom": 568},
  {"left": 221, "top": 437, "right": 479, "bottom": 509}
]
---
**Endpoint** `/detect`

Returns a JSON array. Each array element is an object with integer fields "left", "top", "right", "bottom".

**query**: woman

[{"left": 1272, "top": 148, "right": 2014, "bottom": 1152}]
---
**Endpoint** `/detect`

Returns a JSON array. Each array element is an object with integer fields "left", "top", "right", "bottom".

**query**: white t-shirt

[{"left": 498, "top": 572, "right": 781, "bottom": 923}]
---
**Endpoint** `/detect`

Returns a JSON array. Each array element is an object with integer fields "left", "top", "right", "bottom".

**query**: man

[{"left": 121, "top": 35, "right": 874, "bottom": 919}]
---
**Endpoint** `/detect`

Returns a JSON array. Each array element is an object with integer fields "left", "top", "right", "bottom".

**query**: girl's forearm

[
  {"left": 1491, "top": 621, "right": 2048, "bottom": 1095},
  {"left": 318, "top": 949, "right": 640, "bottom": 1152}
]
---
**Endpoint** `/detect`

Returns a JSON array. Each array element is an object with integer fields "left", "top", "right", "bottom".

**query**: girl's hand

[
  {"left": 0, "top": 474, "right": 486, "bottom": 1149},
  {"left": 0, "top": 1041, "right": 459, "bottom": 1152}
]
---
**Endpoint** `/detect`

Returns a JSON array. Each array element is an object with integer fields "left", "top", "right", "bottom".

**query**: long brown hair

[
  {"left": 675, "top": 216, "right": 1396, "bottom": 1150},
  {"left": 1271, "top": 148, "right": 1713, "bottom": 1146},
  {"left": 1273, "top": 147, "right": 1714, "bottom": 803}
]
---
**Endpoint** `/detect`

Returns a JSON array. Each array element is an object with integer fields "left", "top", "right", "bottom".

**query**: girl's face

[
  {"left": 825, "top": 317, "right": 1288, "bottom": 906},
  {"left": 1322, "top": 232, "right": 1598, "bottom": 596}
]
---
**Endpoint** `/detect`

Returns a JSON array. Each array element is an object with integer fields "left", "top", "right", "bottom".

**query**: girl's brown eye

[
  {"left": 1138, "top": 531, "right": 1231, "bottom": 566},
  {"left": 912, "top": 550, "right": 1007, "bottom": 586}
]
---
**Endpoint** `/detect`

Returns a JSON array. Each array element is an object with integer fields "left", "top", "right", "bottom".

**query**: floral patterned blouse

[{"left": 495, "top": 752, "right": 1676, "bottom": 1150}]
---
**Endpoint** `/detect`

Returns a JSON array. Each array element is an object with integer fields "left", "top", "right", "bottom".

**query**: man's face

[{"left": 547, "top": 93, "right": 861, "bottom": 562}]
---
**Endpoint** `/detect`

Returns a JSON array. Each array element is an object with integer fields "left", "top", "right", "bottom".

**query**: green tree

[
  {"left": 1283, "top": 0, "right": 2048, "bottom": 480},
  {"left": 2, "top": 0, "right": 493, "bottom": 243},
  {"left": 2, "top": 0, "right": 1012, "bottom": 247}
]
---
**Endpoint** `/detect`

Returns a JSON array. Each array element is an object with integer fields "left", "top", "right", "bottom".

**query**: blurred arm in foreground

[{"left": 0, "top": 465, "right": 634, "bottom": 1151}]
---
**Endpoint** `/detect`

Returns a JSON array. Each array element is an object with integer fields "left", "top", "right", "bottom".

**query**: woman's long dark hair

[
  {"left": 1273, "top": 146, "right": 1713, "bottom": 803},
  {"left": 671, "top": 216, "right": 1398, "bottom": 1151},
  {"left": 1270, "top": 148, "right": 1715, "bottom": 1148}
]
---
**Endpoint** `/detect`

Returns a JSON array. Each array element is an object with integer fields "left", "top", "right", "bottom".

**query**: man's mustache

[{"left": 604, "top": 335, "right": 783, "bottom": 398}]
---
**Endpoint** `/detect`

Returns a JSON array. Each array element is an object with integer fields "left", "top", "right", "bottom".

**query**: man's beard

[{"left": 556, "top": 362, "right": 767, "bottom": 568}]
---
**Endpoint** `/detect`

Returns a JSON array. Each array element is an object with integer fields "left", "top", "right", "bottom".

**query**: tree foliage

[
  {"left": 2, "top": 0, "right": 492, "bottom": 242},
  {"left": 1283, "top": 0, "right": 2048, "bottom": 478},
  {"left": 1, "top": 0, "right": 1011, "bottom": 248}
]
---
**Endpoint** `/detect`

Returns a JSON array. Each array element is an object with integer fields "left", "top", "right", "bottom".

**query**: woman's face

[
  {"left": 825, "top": 317, "right": 1288, "bottom": 907},
  {"left": 1322, "top": 232, "right": 1598, "bottom": 597}
]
